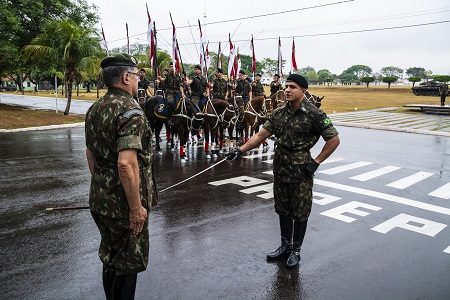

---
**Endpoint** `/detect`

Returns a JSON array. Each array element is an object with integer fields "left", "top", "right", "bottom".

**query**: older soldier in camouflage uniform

[
  {"left": 236, "top": 70, "right": 252, "bottom": 106},
  {"left": 227, "top": 74, "right": 340, "bottom": 269},
  {"left": 189, "top": 64, "right": 209, "bottom": 111},
  {"left": 211, "top": 68, "right": 228, "bottom": 100},
  {"left": 85, "top": 53, "right": 157, "bottom": 299},
  {"left": 252, "top": 73, "right": 266, "bottom": 98},
  {"left": 270, "top": 74, "right": 282, "bottom": 97}
]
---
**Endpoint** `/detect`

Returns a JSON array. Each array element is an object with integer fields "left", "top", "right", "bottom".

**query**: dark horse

[
  {"left": 144, "top": 95, "right": 172, "bottom": 154},
  {"left": 172, "top": 98, "right": 203, "bottom": 160},
  {"left": 202, "top": 99, "right": 236, "bottom": 159},
  {"left": 271, "top": 90, "right": 324, "bottom": 109}
]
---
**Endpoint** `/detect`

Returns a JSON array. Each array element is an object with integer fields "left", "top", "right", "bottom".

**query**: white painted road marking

[
  {"left": 428, "top": 182, "right": 450, "bottom": 200},
  {"left": 319, "top": 161, "right": 372, "bottom": 175},
  {"left": 386, "top": 171, "right": 434, "bottom": 189},
  {"left": 320, "top": 201, "right": 382, "bottom": 223},
  {"left": 351, "top": 166, "right": 401, "bottom": 181},
  {"left": 372, "top": 213, "right": 447, "bottom": 237}
]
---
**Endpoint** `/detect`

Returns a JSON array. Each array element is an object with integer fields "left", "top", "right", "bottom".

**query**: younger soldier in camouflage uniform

[
  {"left": 158, "top": 62, "right": 185, "bottom": 124},
  {"left": 190, "top": 65, "right": 209, "bottom": 111},
  {"left": 227, "top": 74, "right": 340, "bottom": 269},
  {"left": 137, "top": 69, "right": 152, "bottom": 107},
  {"left": 270, "top": 74, "right": 282, "bottom": 97},
  {"left": 236, "top": 70, "right": 252, "bottom": 106},
  {"left": 85, "top": 53, "right": 157, "bottom": 299},
  {"left": 211, "top": 68, "right": 228, "bottom": 100},
  {"left": 252, "top": 73, "right": 266, "bottom": 97}
]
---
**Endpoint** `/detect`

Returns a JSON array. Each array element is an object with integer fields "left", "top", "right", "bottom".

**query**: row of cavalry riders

[{"left": 140, "top": 89, "right": 324, "bottom": 159}]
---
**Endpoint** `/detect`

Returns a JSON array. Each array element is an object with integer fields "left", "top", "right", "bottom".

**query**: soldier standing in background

[
  {"left": 252, "top": 73, "right": 266, "bottom": 98},
  {"left": 85, "top": 53, "right": 157, "bottom": 299},
  {"left": 190, "top": 65, "right": 209, "bottom": 111},
  {"left": 440, "top": 81, "right": 448, "bottom": 106},
  {"left": 211, "top": 68, "right": 228, "bottom": 100},
  {"left": 270, "top": 74, "right": 282, "bottom": 98},
  {"left": 236, "top": 70, "right": 252, "bottom": 106},
  {"left": 226, "top": 74, "right": 340, "bottom": 269}
]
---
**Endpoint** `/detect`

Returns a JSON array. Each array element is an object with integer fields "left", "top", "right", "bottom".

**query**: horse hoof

[
  {"left": 206, "top": 154, "right": 211, "bottom": 159},
  {"left": 212, "top": 153, "right": 218, "bottom": 158}
]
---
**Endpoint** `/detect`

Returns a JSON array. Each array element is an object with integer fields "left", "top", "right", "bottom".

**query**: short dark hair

[
  {"left": 239, "top": 70, "right": 245, "bottom": 75},
  {"left": 140, "top": 68, "right": 146, "bottom": 73},
  {"left": 103, "top": 66, "right": 134, "bottom": 87}
]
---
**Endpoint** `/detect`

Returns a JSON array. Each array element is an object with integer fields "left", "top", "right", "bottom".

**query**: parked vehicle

[{"left": 411, "top": 81, "right": 449, "bottom": 96}]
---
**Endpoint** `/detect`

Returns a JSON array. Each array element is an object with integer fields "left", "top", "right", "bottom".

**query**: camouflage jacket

[
  {"left": 270, "top": 81, "right": 282, "bottom": 96},
  {"left": 253, "top": 81, "right": 265, "bottom": 97},
  {"left": 212, "top": 77, "right": 228, "bottom": 99},
  {"left": 190, "top": 74, "right": 207, "bottom": 97},
  {"left": 263, "top": 100, "right": 338, "bottom": 182},
  {"left": 440, "top": 84, "right": 448, "bottom": 96},
  {"left": 236, "top": 78, "right": 251, "bottom": 98},
  {"left": 85, "top": 87, "right": 157, "bottom": 218},
  {"left": 164, "top": 72, "right": 182, "bottom": 95}
]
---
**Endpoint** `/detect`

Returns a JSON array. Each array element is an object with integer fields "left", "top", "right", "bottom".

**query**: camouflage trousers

[
  {"left": 273, "top": 176, "right": 313, "bottom": 221},
  {"left": 91, "top": 212, "right": 149, "bottom": 275}
]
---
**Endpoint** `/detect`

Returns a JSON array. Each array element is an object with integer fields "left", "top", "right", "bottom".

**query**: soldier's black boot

[
  {"left": 267, "top": 215, "right": 293, "bottom": 260},
  {"left": 102, "top": 266, "right": 115, "bottom": 300},
  {"left": 112, "top": 273, "right": 138, "bottom": 300},
  {"left": 286, "top": 242, "right": 302, "bottom": 269},
  {"left": 286, "top": 219, "right": 308, "bottom": 269}
]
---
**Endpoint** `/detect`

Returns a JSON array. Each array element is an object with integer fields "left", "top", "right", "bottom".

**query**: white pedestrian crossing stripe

[
  {"left": 319, "top": 161, "right": 372, "bottom": 175},
  {"left": 428, "top": 182, "right": 450, "bottom": 200},
  {"left": 351, "top": 166, "right": 401, "bottom": 181},
  {"left": 386, "top": 171, "right": 434, "bottom": 189}
]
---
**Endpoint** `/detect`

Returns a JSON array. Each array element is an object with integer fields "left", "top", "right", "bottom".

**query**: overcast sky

[{"left": 88, "top": 0, "right": 450, "bottom": 76}]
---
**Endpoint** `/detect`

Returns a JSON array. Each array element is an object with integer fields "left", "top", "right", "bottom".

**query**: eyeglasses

[{"left": 127, "top": 71, "right": 140, "bottom": 79}]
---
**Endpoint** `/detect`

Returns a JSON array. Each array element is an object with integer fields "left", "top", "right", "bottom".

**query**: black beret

[
  {"left": 286, "top": 74, "right": 308, "bottom": 89},
  {"left": 140, "top": 68, "right": 146, "bottom": 72},
  {"left": 194, "top": 65, "right": 202, "bottom": 70},
  {"left": 239, "top": 70, "right": 245, "bottom": 75},
  {"left": 216, "top": 68, "right": 223, "bottom": 73},
  {"left": 100, "top": 53, "right": 138, "bottom": 69},
  {"left": 169, "top": 62, "right": 174, "bottom": 66},
  {"left": 255, "top": 73, "right": 262, "bottom": 77},
  {"left": 274, "top": 74, "right": 280, "bottom": 77}
]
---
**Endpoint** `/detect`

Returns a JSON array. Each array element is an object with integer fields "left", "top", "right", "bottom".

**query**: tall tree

[
  {"left": 406, "top": 67, "right": 426, "bottom": 78},
  {"left": 380, "top": 66, "right": 403, "bottom": 78},
  {"left": 24, "top": 19, "right": 100, "bottom": 114},
  {"left": 0, "top": 0, "right": 98, "bottom": 91},
  {"left": 343, "top": 65, "right": 373, "bottom": 80}
]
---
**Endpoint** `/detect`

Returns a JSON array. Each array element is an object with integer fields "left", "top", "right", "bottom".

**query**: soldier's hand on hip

[
  {"left": 305, "top": 159, "right": 320, "bottom": 178},
  {"left": 226, "top": 148, "right": 243, "bottom": 160}
]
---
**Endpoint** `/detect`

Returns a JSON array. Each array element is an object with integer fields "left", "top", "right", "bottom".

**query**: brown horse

[
  {"left": 270, "top": 89, "right": 324, "bottom": 109},
  {"left": 305, "top": 90, "right": 324, "bottom": 108},
  {"left": 202, "top": 99, "right": 236, "bottom": 159},
  {"left": 237, "top": 96, "right": 273, "bottom": 145}
]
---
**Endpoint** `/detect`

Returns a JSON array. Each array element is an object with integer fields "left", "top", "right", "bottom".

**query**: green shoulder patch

[{"left": 123, "top": 108, "right": 144, "bottom": 119}]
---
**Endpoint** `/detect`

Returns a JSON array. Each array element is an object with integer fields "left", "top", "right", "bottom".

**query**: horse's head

[
  {"left": 271, "top": 90, "right": 286, "bottom": 109},
  {"left": 264, "top": 97, "right": 274, "bottom": 115},
  {"left": 305, "top": 90, "right": 324, "bottom": 109},
  {"left": 185, "top": 99, "right": 203, "bottom": 131},
  {"left": 234, "top": 95, "right": 245, "bottom": 116}
]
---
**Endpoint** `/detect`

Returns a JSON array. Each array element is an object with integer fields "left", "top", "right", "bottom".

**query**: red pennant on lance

[
  {"left": 235, "top": 48, "right": 241, "bottom": 78},
  {"left": 250, "top": 36, "right": 256, "bottom": 75},
  {"left": 170, "top": 15, "right": 180, "bottom": 73},
  {"left": 146, "top": 3, "right": 155, "bottom": 68},
  {"left": 227, "top": 34, "right": 236, "bottom": 79},
  {"left": 278, "top": 37, "right": 283, "bottom": 77},
  {"left": 292, "top": 38, "right": 298, "bottom": 72},
  {"left": 205, "top": 41, "right": 211, "bottom": 71},
  {"left": 126, "top": 23, "right": 130, "bottom": 55},
  {"left": 101, "top": 24, "right": 109, "bottom": 56}
]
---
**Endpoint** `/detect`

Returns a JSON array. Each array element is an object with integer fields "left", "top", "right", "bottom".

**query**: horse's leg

[
  {"left": 204, "top": 124, "right": 211, "bottom": 159},
  {"left": 211, "top": 127, "right": 219, "bottom": 158},
  {"left": 178, "top": 124, "right": 187, "bottom": 160},
  {"left": 155, "top": 122, "right": 162, "bottom": 154}
]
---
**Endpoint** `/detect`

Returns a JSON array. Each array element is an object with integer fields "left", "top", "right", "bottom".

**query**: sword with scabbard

[{"left": 46, "top": 158, "right": 227, "bottom": 211}]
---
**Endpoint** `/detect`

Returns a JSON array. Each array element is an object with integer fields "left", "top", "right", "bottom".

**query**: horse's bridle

[{"left": 172, "top": 98, "right": 203, "bottom": 131}]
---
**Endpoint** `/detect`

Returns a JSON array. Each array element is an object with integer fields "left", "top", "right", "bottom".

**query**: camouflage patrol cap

[
  {"left": 100, "top": 53, "right": 138, "bottom": 69},
  {"left": 286, "top": 74, "right": 308, "bottom": 89}
]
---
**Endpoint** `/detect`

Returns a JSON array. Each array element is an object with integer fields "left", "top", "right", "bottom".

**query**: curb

[{"left": 0, "top": 122, "right": 85, "bottom": 133}]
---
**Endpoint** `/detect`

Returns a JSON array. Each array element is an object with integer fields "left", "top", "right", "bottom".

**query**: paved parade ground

[{"left": 1, "top": 94, "right": 449, "bottom": 299}]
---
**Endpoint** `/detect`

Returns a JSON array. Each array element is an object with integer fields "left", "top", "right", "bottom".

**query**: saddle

[{"left": 154, "top": 97, "right": 170, "bottom": 120}]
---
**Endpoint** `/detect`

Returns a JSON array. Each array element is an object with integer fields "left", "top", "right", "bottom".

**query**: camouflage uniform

[
  {"left": 253, "top": 80, "right": 265, "bottom": 97},
  {"left": 440, "top": 83, "right": 448, "bottom": 105},
  {"left": 212, "top": 77, "right": 228, "bottom": 100},
  {"left": 190, "top": 73, "right": 208, "bottom": 109},
  {"left": 236, "top": 78, "right": 251, "bottom": 104},
  {"left": 85, "top": 87, "right": 157, "bottom": 275},
  {"left": 263, "top": 100, "right": 338, "bottom": 221},
  {"left": 163, "top": 71, "right": 182, "bottom": 104},
  {"left": 270, "top": 80, "right": 282, "bottom": 97}
]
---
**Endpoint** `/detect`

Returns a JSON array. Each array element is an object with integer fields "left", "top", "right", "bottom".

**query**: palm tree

[{"left": 23, "top": 19, "right": 100, "bottom": 115}]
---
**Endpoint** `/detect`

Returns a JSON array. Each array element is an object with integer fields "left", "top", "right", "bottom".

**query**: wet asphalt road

[{"left": 1, "top": 123, "right": 450, "bottom": 300}]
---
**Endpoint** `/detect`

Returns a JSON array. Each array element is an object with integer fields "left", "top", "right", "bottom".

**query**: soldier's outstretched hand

[{"left": 226, "top": 148, "right": 243, "bottom": 160}]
